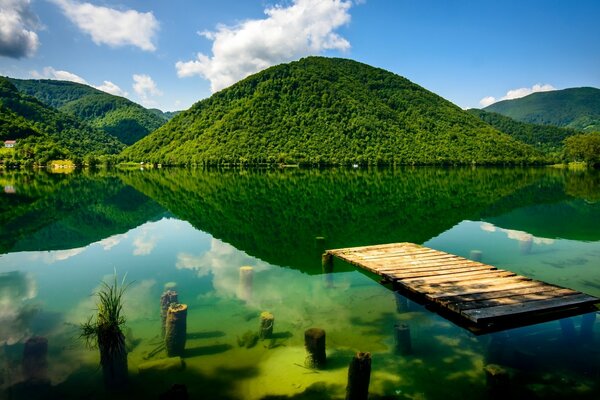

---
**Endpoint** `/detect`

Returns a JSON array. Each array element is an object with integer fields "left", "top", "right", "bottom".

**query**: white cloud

[
  {"left": 52, "top": 0, "right": 158, "bottom": 51},
  {"left": 479, "top": 96, "right": 496, "bottom": 108},
  {"left": 31, "top": 66, "right": 87, "bottom": 84},
  {"left": 99, "top": 233, "right": 127, "bottom": 250},
  {"left": 176, "top": 0, "right": 353, "bottom": 92},
  {"left": 31, "top": 66, "right": 128, "bottom": 96},
  {"left": 95, "top": 80, "right": 127, "bottom": 96},
  {"left": 133, "top": 73, "right": 162, "bottom": 106},
  {"left": 0, "top": 0, "right": 40, "bottom": 58},
  {"left": 480, "top": 83, "right": 556, "bottom": 107}
]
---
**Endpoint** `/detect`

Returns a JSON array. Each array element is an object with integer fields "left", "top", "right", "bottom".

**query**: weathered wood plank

[
  {"left": 373, "top": 259, "right": 486, "bottom": 271},
  {"left": 410, "top": 276, "right": 533, "bottom": 296},
  {"left": 379, "top": 265, "right": 496, "bottom": 279},
  {"left": 448, "top": 288, "right": 580, "bottom": 312},
  {"left": 398, "top": 269, "right": 513, "bottom": 285},
  {"left": 435, "top": 282, "right": 559, "bottom": 303},
  {"left": 462, "top": 294, "right": 599, "bottom": 323},
  {"left": 426, "top": 279, "right": 542, "bottom": 299}
]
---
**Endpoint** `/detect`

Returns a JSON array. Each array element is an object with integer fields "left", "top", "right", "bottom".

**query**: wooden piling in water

[
  {"left": 304, "top": 328, "right": 326, "bottom": 369},
  {"left": 345, "top": 352, "right": 371, "bottom": 400},
  {"left": 22, "top": 336, "right": 48, "bottom": 382},
  {"left": 165, "top": 303, "right": 188, "bottom": 357},
  {"left": 469, "top": 250, "right": 482, "bottom": 262},
  {"left": 580, "top": 312, "right": 596, "bottom": 342},
  {"left": 484, "top": 364, "right": 510, "bottom": 398},
  {"left": 394, "top": 323, "right": 412, "bottom": 355},
  {"left": 259, "top": 311, "right": 274, "bottom": 339},
  {"left": 160, "top": 290, "right": 179, "bottom": 337},
  {"left": 560, "top": 318, "right": 577, "bottom": 343},
  {"left": 322, "top": 253, "right": 333, "bottom": 273},
  {"left": 239, "top": 266, "right": 254, "bottom": 302}
]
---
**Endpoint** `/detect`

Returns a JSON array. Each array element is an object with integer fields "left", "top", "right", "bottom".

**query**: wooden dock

[{"left": 325, "top": 242, "right": 599, "bottom": 333}]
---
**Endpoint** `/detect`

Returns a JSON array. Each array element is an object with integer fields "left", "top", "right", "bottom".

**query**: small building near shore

[{"left": 4, "top": 140, "right": 16, "bottom": 148}]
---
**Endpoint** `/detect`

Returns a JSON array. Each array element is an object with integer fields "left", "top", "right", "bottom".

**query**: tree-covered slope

[
  {"left": 123, "top": 57, "right": 540, "bottom": 165},
  {"left": 467, "top": 109, "right": 579, "bottom": 155},
  {"left": 0, "top": 77, "right": 124, "bottom": 160},
  {"left": 9, "top": 78, "right": 166, "bottom": 145},
  {"left": 484, "top": 87, "right": 600, "bottom": 132}
]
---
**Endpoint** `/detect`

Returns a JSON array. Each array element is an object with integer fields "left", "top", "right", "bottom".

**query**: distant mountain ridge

[
  {"left": 9, "top": 78, "right": 168, "bottom": 145},
  {"left": 123, "top": 56, "right": 540, "bottom": 165},
  {"left": 467, "top": 109, "right": 579, "bottom": 156},
  {"left": 0, "top": 77, "right": 124, "bottom": 161},
  {"left": 484, "top": 87, "right": 600, "bottom": 132}
]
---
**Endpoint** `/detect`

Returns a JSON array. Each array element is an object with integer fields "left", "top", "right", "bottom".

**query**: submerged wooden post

[
  {"left": 394, "top": 323, "right": 412, "bottom": 355},
  {"left": 22, "top": 336, "right": 48, "bottom": 382},
  {"left": 560, "top": 317, "right": 577, "bottom": 343},
  {"left": 580, "top": 312, "right": 596, "bottom": 342},
  {"left": 519, "top": 236, "right": 533, "bottom": 254},
  {"left": 315, "top": 236, "right": 326, "bottom": 254},
  {"left": 259, "top": 311, "right": 274, "bottom": 339},
  {"left": 304, "top": 328, "right": 326, "bottom": 369},
  {"left": 160, "top": 290, "right": 179, "bottom": 337},
  {"left": 485, "top": 332, "right": 508, "bottom": 364},
  {"left": 483, "top": 364, "right": 510, "bottom": 398},
  {"left": 322, "top": 253, "right": 333, "bottom": 274},
  {"left": 394, "top": 292, "right": 409, "bottom": 313},
  {"left": 165, "top": 303, "right": 188, "bottom": 357},
  {"left": 238, "top": 266, "right": 254, "bottom": 302},
  {"left": 346, "top": 352, "right": 371, "bottom": 400},
  {"left": 469, "top": 250, "right": 482, "bottom": 262}
]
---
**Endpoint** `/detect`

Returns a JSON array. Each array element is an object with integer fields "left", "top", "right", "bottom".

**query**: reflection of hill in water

[
  {"left": 480, "top": 170, "right": 600, "bottom": 241},
  {"left": 3, "top": 168, "right": 598, "bottom": 269},
  {"left": 0, "top": 171, "right": 165, "bottom": 253},
  {"left": 122, "top": 168, "right": 555, "bottom": 272}
]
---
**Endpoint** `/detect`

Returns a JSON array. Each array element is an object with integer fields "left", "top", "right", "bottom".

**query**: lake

[{"left": 1, "top": 167, "right": 599, "bottom": 399}]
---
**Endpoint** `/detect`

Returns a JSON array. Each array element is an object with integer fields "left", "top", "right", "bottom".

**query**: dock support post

[
  {"left": 259, "top": 311, "right": 274, "bottom": 339},
  {"left": 394, "top": 323, "right": 412, "bottom": 355},
  {"left": 315, "top": 236, "right": 326, "bottom": 254},
  {"left": 560, "top": 318, "right": 577, "bottom": 344},
  {"left": 486, "top": 332, "right": 508, "bottom": 364},
  {"left": 160, "top": 290, "right": 178, "bottom": 337},
  {"left": 580, "top": 312, "right": 596, "bottom": 343},
  {"left": 345, "top": 352, "right": 371, "bottom": 400},
  {"left": 165, "top": 304, "right": 188, "bottom": 357},
  {"left": 304, "top": 328, "right": 326, "bottom": 369},
  {"left": 469, "top": 250, "right": 482, "bottom": 262},
  {"left": 322, "top": 253, "right": 333, "bottom": 273},
  {"left": 394, "top": 292, "right": 409, "bottom": 313}
]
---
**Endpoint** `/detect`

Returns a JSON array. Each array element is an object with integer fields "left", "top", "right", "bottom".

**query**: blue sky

[{"left": 1, "top": 0, "right": 599, "bottom": 111}]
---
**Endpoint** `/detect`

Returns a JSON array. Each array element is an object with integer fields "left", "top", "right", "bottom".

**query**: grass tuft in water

[{"left": 80, "top": 271, "right": 130, "bottom": 387}]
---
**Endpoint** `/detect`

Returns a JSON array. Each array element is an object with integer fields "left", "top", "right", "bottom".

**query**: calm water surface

[{"left": 0, "top": 167, "right": 599, "bottom": 399}]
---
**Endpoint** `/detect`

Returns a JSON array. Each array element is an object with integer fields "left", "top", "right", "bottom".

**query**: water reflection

[{"left": 0, "top": 167, "right": 598, "bottom": 399}]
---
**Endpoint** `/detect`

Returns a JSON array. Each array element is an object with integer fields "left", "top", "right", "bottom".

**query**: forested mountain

[
  {"left": 9, "top": 78, "right": 166, "bottom": 145},
  {"left": 467, "top": 109, "right": 579, "bottom": 156},
  {"left": 123, "top": 57, "right": 541, "bottom": 166},
  {"left": 484, "top": 87, "right": 600, "bottom": 132},
  {"left": 0, "top": 77, "right": 124, "bottom": 163}
]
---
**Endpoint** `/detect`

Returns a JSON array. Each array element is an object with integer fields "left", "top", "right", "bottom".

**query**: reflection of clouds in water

[
  {"left": 0, "top": 271, "right": 37, "bottom": 345},
  {"left": 480, "top": 222, "right": 554, "bottom": 245},
  {"left": 178, "top": 238, "right": 353, "bottom": 323},
  {"left": 132, "top": 228, "right": 157, "bottom": 256},
  {"left": 177, "top": 239, "right": 270, "bottom": 300},
  {"left": 27, "top": 247, "right": 86, "bottom": 264},
  {"left": 99, "top": 234, "right": 127, "bottom": 250},
  {"left": 67, "top": 278, "right": 157, "bottom": 325}
]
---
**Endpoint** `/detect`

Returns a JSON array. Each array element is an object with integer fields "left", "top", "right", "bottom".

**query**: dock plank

[{"left": 326, "top": 242, "right": 600, "bottom": 333}]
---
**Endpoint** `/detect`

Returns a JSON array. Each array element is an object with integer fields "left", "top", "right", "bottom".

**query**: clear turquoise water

[{"left": 0, "top": 167, "right": 599, "bottom": 399}]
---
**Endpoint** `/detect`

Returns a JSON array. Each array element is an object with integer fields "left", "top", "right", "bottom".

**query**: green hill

[
  {"left": 0, "top": 77, "right": 124, "bottom": 162},
  {"left": 467, "top": 109, "right": 579, "bottom": 156},
  {"left": 484, "top": 87, "right": 600, "bottom": 132},
  {"left": 9, "top": 78, "right": 166, "bottom": 145},
  {"left": 122, "top": 57, "right": 541, "bottom": 166}
]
